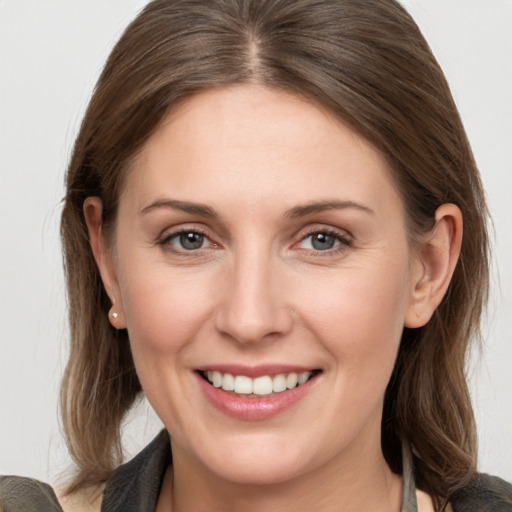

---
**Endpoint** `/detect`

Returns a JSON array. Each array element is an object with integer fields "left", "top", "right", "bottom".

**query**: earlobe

[
  {"left": 404, "top": 203, "right": 463, "bottom": 328},
  {"left": 83, "top": 197, "right": 127, "bottom": 329}
]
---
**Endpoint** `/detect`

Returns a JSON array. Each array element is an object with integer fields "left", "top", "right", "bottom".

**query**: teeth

[
  {"left": 298, "top": 371, "right": 310, "bottom": 385},
  {"left": 234, "top": 375, "right": 253, "bottom": 394},
  {"left": 286, "top": 373, "right": 298, "bottom": 389},
  {"left": 212, "top": 371, "right": 222, "bottom": 388},
  {"left": 253, "top": 376, "right": 273, "bottom": 395},
  {"left": 222, "top": 373, "right": 235, "bottom": 391},
  {"left": 204, "top": 370, "right": 314, "bottom": 395},
  {"left": 273, "top": 374, "right": 287, "bottom": 393}
]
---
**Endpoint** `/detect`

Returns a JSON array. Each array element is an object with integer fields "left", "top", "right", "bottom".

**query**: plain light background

[{"left": 1, "top": 0, "right": 511, "bottom": 488}]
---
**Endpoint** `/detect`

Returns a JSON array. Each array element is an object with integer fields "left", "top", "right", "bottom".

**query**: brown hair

[{"left": 60, "top": 0, "right": 489, "bottom": 507}]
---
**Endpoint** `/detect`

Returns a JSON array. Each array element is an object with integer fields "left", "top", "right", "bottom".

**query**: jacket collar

[{"left": 102, "top": 430, "right": 418, "bottom": 512}]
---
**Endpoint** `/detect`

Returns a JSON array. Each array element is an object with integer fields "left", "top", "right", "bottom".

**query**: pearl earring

[{"left": 111, "top": 311, "right": 119, "bottom": 319}]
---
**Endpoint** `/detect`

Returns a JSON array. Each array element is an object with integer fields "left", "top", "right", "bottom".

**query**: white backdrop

[{"left": 1, "top": 0, "right": 511, "bottom": 487}]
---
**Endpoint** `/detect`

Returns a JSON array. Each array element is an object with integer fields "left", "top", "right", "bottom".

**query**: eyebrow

[
  {"left": 140, "top": 199, "right": 218, "bottom": 218},
  {"left": 140, "top": 198, "right": 374, "bottom": 219},
  {"left": 284, "top": 200, "right": 374, "bottom": 218}
]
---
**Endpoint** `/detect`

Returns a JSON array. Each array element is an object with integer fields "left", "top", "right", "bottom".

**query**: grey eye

[
  {"left": 309, "top": 232, "right": 337, "bottom": 251},
  {"left": 178, "top": 231, "right": 205, "bottom": 250}
]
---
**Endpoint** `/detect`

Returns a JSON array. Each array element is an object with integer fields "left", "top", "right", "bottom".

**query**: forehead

[{"left": 124, "top": 85, "right": 401, "bottom": 217}]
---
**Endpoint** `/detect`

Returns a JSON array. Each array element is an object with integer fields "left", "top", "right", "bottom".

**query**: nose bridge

[{"left": 215, "top": 241, "right": 290, "bottom": 344}]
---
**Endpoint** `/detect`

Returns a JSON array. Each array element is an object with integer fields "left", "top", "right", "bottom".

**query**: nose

[{"left": 214, "top": 247, "right": 293, "bottom": 345}]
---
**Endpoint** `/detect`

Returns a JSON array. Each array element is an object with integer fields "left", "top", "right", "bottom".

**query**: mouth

[{"left": 197, "top": 368, "right": 322, "bottom": 398}]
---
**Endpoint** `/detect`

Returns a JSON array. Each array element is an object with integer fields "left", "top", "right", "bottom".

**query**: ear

[
  {"left": 83, "top": 197, "right": 126, "bottom": 329},
  {"left": 404, "top": 203, "right": 463, "bottom": 328}
]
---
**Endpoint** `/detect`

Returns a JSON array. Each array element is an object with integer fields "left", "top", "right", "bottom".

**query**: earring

[
  {"left": 109, "top": 304, "right": 119, "bottom": 320},
  {"left": 108, "top": 306, "right": 122, "bottom": 329}
]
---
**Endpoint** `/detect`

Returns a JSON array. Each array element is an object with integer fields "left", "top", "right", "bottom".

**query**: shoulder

[
  {"left": 0, "top": 475, "right": 62, "bottom": 512},
  {"left": 101, "top": 429, "right": 171, "bottom": 512},
  {"left": 57, "top": 487, "right": 102, "bottom": 512},
  {"left": 451, "top": 473, "right": 512, "bottom": 512},
  {"left": 0, "top": 476, "right": 101, "bottom": 512},
  {"left": 0, "top": 431, "right": 169, "bottom": 512}
]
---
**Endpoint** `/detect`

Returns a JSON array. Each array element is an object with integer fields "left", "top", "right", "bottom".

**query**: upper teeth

[{"left": 205, "top": 371, "right": 313, "bottom": 395}]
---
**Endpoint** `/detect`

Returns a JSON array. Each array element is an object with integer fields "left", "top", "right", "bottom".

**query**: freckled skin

[{"left": 96, "top": 85, "right": 431, "bottom": 510}]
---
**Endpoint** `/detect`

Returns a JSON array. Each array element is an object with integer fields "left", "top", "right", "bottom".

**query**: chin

[
  {"left": 196, "top": 435, "right": 323, "bottom": 486},
  {"left": 210, "top": 456, "right": 308, "bottom": 486}
]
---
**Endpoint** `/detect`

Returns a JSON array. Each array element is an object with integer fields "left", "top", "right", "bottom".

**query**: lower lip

[{"left": 196, "top": 372, "right": 319, "bottom": 421}]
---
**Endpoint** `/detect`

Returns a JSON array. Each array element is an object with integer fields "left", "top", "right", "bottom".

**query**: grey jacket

[{"left": 1, "top": 431, "right": 511, "bottom": 511}]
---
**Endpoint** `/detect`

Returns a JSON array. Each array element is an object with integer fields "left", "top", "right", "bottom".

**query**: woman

[{"left": 1, "top": 0, "right": 511, "bottom": 511}]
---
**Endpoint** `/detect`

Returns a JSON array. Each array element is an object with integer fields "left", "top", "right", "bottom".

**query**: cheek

[
  {"left": 118, "top": 260, "right": 215, "bottom": 355},
  {"left": 298, "top": 256, "right": 411, "bottom": 382}
]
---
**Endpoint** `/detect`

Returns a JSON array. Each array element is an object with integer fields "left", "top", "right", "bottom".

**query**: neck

[{"left": 167, "top": 436, "right": 403, "bottom": 512}]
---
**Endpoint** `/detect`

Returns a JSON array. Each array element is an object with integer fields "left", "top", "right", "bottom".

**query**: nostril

[{"left": 214, "top": 303, "right": 294, "bottom": 346}]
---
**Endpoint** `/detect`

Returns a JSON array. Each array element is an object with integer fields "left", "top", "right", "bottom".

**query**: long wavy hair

[{"left": 60, "top": 1, "right": 489, "bottom": 508}]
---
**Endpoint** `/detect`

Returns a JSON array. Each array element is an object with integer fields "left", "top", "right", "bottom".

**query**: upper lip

[{"left": 196, "top": 364, "right": 319, "bottom": 378}]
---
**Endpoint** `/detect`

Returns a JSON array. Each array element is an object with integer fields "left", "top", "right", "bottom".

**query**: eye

[
  {"left": 298, "top": 230, "right": 351, "bottom": 252},
  {"left": 163, "top": 230, "right": 210, "bottom": 251}
]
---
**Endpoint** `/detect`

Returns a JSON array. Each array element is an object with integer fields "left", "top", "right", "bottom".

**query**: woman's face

[{"left": 104, "top": 85, "right": 425, "bottom": 484}]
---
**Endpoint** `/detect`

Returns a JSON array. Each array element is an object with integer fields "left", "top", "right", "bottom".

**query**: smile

[
  {"left": 196, "top": 367, "right": 321, "bottom": 420},
  {"left": 202, "top": 370, "right": 315, "bottom": 396}
]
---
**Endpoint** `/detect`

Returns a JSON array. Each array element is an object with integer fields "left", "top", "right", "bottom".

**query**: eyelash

[
  {"left": 296, "top": 228, "right": 352, "bottom": 255},
  {"left": 159, "top": 227, "right": 214, "bottom": 254},
  {"left": 158, "top": 227, "right": 352, "bottom": 256}
]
